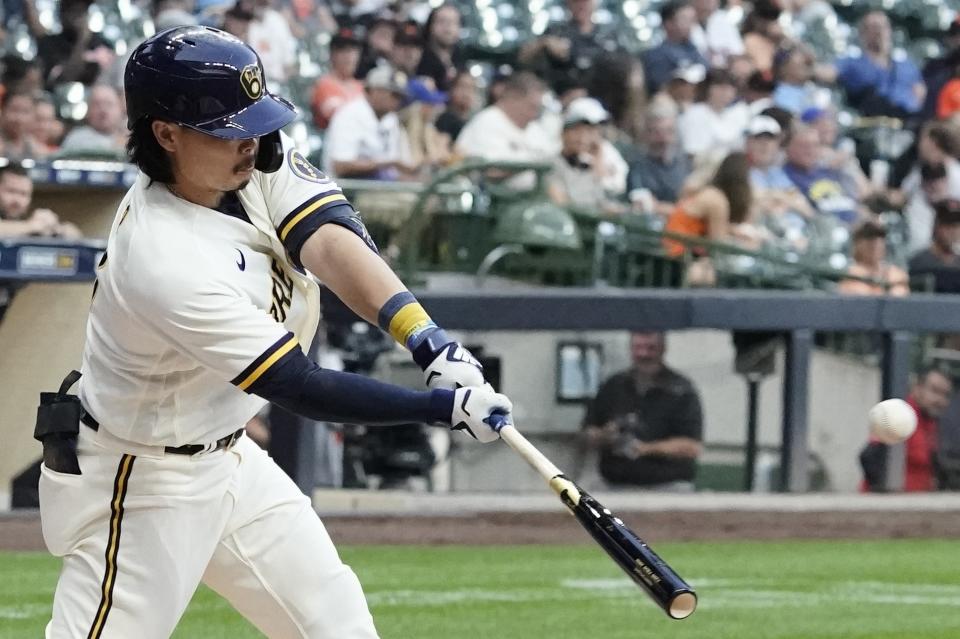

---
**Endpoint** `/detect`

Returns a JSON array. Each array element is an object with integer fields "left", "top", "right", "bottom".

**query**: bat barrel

[
  {"left": 571, "top": 492, "right": 698, "bottom": 620},
  {"left": 495, "top": 423, "right": 697, "bottom": 620}
]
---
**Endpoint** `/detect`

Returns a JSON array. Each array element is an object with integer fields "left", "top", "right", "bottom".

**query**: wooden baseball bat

[{"left": 497, "top": 423, "right": 698, "bottom": 620}]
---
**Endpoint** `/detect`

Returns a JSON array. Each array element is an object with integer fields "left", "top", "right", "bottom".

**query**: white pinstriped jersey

[{"left": 79, "top": 133, "right": 353, "bottom": 446}]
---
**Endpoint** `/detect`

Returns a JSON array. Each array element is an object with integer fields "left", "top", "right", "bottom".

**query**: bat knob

[{"left": 486, "top": 412, "right": 511, "bottom": 432}]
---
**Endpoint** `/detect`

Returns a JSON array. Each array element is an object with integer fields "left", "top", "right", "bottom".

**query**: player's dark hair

[{"left": 127, "top": 117, "right": 174, "bottom": 183}]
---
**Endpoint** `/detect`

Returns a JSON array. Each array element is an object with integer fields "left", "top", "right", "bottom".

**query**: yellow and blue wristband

[{"left": 378, "top": 292, "right": 450, "bottom": 367}]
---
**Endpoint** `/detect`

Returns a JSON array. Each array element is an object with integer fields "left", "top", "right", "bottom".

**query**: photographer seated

[{"left": 582, "top": 331, "right": 704, "bottom": 491}]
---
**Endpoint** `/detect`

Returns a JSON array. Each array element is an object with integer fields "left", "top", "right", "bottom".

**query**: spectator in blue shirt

[
  {"left": 746, "top": 115, "right": 814, "bottom": 250},
  {"left": 836, "top": 11, "right": 925, "bottom": 119},
  {"left": 771, "top": 45, "right": 821, "bottom": 116},
  {"left": 642, "top": 0, "right": 707, "bottom": 95},
  {"left": 627, "top": 106, "right": 691, "bottom": 217},
  {"left": 783, "top": 126, "right": 865, "bottom": 227}
]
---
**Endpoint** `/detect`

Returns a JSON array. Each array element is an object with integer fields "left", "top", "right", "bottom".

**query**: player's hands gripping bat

[
  {"left": 450, "top": 386, "right": 512, "bottom": 443},
  {"left": 491, "top": 416, "right": 697, "bottom": 620},
  {"left": 412, "top": 328, "right": 486, "bottom": 390}
]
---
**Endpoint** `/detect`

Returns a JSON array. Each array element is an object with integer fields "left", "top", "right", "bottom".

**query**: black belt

[{"left": 81, "top": 411, "right": 244, "bottom": 456}]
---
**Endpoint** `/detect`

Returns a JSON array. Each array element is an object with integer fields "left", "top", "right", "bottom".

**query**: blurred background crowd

[{"left": 5, "top": 0, "right": 960, "bottom": 288}]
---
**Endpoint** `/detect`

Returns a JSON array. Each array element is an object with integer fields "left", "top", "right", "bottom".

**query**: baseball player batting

[{"left": 35, "top": 26, "right": 510, "bottom": 638}]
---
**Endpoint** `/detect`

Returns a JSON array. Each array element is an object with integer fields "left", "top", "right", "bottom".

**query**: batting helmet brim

[{"left": 187, "top": 92, "right": 297, "bottom": 140}]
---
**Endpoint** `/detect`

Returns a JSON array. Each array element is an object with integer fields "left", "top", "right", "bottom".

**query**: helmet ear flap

[{"left": 256, "top": 130, "right": 283, "bottom": 173}]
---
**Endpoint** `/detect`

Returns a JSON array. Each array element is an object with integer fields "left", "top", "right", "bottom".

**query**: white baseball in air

[{"left": 868, "top": 399, "right": 917, "bottom": 444}]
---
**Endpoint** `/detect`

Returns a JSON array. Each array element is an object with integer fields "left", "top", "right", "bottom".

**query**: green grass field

[{"left": 3, "top": 540, "right": 959, "bottom": 638}]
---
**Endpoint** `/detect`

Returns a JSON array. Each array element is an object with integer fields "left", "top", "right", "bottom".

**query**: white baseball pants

[{"left": 39, "top": 428, "right": 379, "bottom": 638}]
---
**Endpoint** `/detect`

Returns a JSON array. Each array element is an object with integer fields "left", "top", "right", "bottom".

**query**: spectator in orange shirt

[
  {"left": 937, "top": 72, "right": 960, "bottom": 119},
  {"left": 838, "top": 220, "right": 910, "bottom": 296},
  {"left": 311, "top": 27, "right": 365, "bottom": 129}
]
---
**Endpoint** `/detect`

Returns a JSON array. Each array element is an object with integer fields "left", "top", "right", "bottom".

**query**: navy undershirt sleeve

[{"left": 245, "top": 347, "right": 454, "bottom": 426}]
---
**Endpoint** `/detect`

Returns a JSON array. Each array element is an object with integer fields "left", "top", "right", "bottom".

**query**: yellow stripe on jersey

[
  {"left": 388, "top": 302, "right": 433, "bottom": 346},
  {"left": 88, "top": 454, "right": 135, "bottom": 639},
  {"left": 279, "top": 193, "right": 348, "bottom": 241},
  {"left": 235, "top": 335, "right": 299, "bottom": 390}
]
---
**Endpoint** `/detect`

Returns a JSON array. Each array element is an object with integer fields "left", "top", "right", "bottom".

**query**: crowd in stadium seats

[{"left": 5, "top": 0, "right": 960, "bottom": 289}]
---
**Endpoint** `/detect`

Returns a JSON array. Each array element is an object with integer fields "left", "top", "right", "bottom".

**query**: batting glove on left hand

[
  {"left": 450, "top": 385, "right": 512, "bottom": 443},
  {"left": 413, "top": 328, "right": 485, "bottom": 390}
]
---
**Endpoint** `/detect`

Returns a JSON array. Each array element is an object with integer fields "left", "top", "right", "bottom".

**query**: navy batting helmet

[{"left": 124, "top": 26, "right": 296, "bottom": 140}]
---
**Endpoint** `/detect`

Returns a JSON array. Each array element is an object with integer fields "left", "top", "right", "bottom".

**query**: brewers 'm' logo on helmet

[
  {"left": 288, "top": 149, "right": 330, "bottom": 184},
  {"left": 240, "top": 64, "right": 263, "bottom": 100}
]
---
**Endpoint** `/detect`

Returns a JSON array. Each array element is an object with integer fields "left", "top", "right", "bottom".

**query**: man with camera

[{"left": 582, "top": 331, "right": 704, "bottom": 491}]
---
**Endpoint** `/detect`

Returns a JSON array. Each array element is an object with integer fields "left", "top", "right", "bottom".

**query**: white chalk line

[
  {"left": 561, "top": 577, "right": 960, "bottom": 610},
  {"left": 0, "top": 602, "right": 48, "bottom": 619}
]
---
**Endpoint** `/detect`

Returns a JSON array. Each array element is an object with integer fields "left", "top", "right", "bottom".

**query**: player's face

[{"left": 155, "top": 122, "right": 258, "bottom": 204}]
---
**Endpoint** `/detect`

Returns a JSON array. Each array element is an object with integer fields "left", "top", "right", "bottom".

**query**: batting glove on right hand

[{"left": 451, "top": 385, "right": 512, "bottom": 443}]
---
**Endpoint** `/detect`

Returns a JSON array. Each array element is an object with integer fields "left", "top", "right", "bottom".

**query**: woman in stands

[{"left": 664, "top": 151, "right": 767, "bottom": 284}]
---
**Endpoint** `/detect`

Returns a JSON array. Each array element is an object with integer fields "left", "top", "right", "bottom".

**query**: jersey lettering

[
  {"left": 269, "top": 257, "right": 294, "bottom": 323},
  {"left": 92, "top": 206, "right": 127, "bottom": 301}
]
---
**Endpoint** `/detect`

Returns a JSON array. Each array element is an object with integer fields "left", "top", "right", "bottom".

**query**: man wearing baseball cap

[
  {"left": 547, "top": 97, "right": 627, "bottom": 213},
  {"left": 648, "top": 63, "right": 705, "bottom": 116},
  {"left": 745, "top": 114, "right": 815, "bottom": 248},
  {"left": 311, "top": 27, "right": 365, "bottom": 129},
  {"left": 746, "top": 114, "right": 788, "bottom": 191},
  {"left": 324, "top": 64, "right": 418, "bottom": 180}
]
